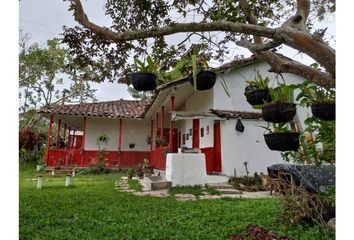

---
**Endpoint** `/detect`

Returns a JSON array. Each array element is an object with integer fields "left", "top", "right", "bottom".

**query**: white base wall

[
  {"left": 220, "top": 119, "right": 286, "bottom": 177},
  {"left": 165, "top": 153, "right": 228, "bottom": 186}
]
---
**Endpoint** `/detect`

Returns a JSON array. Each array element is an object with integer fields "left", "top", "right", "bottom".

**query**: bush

[{"left": 19, "top": 128, "right": 40, "bottom": 150}]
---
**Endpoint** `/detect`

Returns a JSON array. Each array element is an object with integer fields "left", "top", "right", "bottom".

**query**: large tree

[{"left": 62, "top": 0, "right": 335, "bottom": 89}]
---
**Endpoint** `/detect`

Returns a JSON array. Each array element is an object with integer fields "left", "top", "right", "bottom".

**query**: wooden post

[
  {"left": 55, "top": 119, "right": 61, "bottom": 149},
  {"left": 119, "top": 119, "right": 122, "bottom": 151},
  {"left": 37, "top": 176, "right": 43, "bottom": 189},
  {"left": 150, "top": 119, "right": 154, "bottom": 151},
  {"left": 169, "top": 96, "right": 175, "bottom": 151},
  {"left": 81, "top": 117, "right": 87, "bottom": 166},
  {"left": 63, "top": 123, "right": 67, "bottom": 148},
  {"left": 161, "top": 106, "right": 165, "bottom": 142},
  {"left": 72, "top": 130, "right": 76, "bottom": 148},
  {"left": 45, "top": 115, "right": 54, "bottom": 165},
  {"left": 67, "top": 127, "right": 71, "bottom": 149},
  {"left": 65, "top": 175, "right": 71, "bottom": 187}
]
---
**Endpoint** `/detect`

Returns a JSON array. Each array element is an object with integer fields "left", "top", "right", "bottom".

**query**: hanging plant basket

[
  {"left": 264, "top": 132, "right": 300, "bottom": 151},
  {"left": 311, "top": 102, "right": 335, "bottom": 121},
  {"left": 131, "top": 72, "right": 158, "bottom": 91},
  {"left": 189, "top": 70, "right": 217, "bottom": 91},
  {"left": 244, "top": 87, "right": 272, "bottom": 106},
  {"left": 262, "top": 103, "right": 296, "bottom": 123}
]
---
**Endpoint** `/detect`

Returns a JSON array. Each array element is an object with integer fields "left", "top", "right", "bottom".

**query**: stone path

[{"left": 115, "top": 177, "right": 273, "bottom": 201}]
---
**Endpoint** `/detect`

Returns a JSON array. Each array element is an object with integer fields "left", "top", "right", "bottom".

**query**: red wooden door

[
  {"left": 192, "top": 119, "right": 200, "bottom": 148},
  {"left": 213, "top": 122, "right": 222, "bottom": 172}
]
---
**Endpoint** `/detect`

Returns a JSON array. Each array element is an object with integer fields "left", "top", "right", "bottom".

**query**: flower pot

[
  {"left": 244, "top": 88, "right": 272, "bottom": 105},
  {"left": 189, "top": 70, "right": 217, "bottom": 90},
  {"left": 264, "top": 132, "right": 300, "bottom": 151},
  {"left": 131, "top": 72, "right": 158, "bottom": 91},
  {"left": 262, "top": 103, "right": 296, "bottom": 123},
  {"left": 129, "top": 143, "right": 135, "bottom": 149},
  {"left": 311, "top": 102, "right": 335, "bottom": 121}
]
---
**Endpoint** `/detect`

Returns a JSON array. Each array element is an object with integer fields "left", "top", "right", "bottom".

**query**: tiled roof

[
  {"left": 39, "top": 100, "right": 151, "bottom": 119},
  {"left": 210, "top": 109, "right": 262, "bottom": 120}
]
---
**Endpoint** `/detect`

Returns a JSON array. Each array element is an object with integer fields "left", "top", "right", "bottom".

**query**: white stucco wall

[
  {"left": 220, "top": 119, "right": 285, "bottom": 177},
  {"left": 84, "top": 117, "right": 151, "bottom": 151},
  {"left": 184, "top": 89, "right": 213, "bottom": 112}
]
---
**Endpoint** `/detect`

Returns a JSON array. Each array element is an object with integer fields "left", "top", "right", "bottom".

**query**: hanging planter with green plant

[
  {"left": 131, "top": 56, "right": 159, "bottom": 91},
  {"left": 295, "top": 80, "right": 335, "bottom": 121},
  {"left": 244, "top": 73, "right": 272, "bottom": 106},
  {"left": 262, "top": 84, "right": 297, "bottom": 123},
  {"left": 97, "top": 133, "right": 109, "bottom": 148},
  {"left": 262, "top": 123, "right": 300, "bottom": 151}
]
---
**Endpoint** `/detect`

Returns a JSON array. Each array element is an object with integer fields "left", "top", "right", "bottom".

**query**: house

[{"left": 39, "top": 56, "right": 310, "bottom": 182}]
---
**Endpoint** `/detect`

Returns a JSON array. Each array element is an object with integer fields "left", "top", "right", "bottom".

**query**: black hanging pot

[
  {"left": 262, "top": 103, "right": 296, "bottom": 123},
  {"left": 264, "top": 132, "right": 300, "bottom": 151},
  {"left": 244, "top": 87, "right": 272, "bottom": 106},
  {"left": 189, "top": 70, "right": 217, "bottom": 91},
  {"left": 311, "top": 102, "right": 335, "bottom": 121},
  {"left": 131, "top": 72, "right": 158, "bottom": 91}
]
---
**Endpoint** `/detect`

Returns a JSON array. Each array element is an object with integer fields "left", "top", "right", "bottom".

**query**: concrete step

[
  {"left": 206, "top": 183, "right": 234, "bottom": 189},
  {"left": 217, "top": 188, "right": 242, "bottom": 194},
  {"left": 144, "top": 175, "right": 171, "bottom": 190}
]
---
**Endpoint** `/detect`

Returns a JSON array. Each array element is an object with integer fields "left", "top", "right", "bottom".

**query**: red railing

[
  {"left": 150, "top": 147, "right": 167, "bottom": 171},
  {"left": 201, "top": 147, "right": 215, "bottom": 174},
  {"left": 47, "top": 149, "right": 149, "bottom": 168}
]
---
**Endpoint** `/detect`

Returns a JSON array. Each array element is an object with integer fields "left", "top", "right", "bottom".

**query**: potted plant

[
  {"left": 262, "top": 84, "right": 297, "bottom": 123},
  {"left": 129, "top": 143, "right": 135, "bottom": 149},
  {"left": 262, "top": 123, "right": 300, "bottom": 151},
  {"left": 97, "top": 133, "right": 109, "bottom": 149},
  {"left": 131, "top": 56, "right": 159, "bottom": 91},
  {"left": 135, "top": 164, "right": 144, "bottom": 179},
  {"left": 142, "top": 159, "right": 153, "bottom": 176},
  {"left": 296, "top": 80, "right": 335, "bottom": 121},
  {"left": 146, "top": 136, "right": 152, "bottom": 145},
  {"left": 127, "top": 168, "right": 135, "bottom": 180},
  {"left": 155, "top": 136, "right": 166, "bottom": 147},
  {"left": 244, "top": 73, "right": 272, "bottom": 106}
]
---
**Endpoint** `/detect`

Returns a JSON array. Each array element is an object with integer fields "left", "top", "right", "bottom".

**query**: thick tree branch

[
  {"left": 72, "top": 0, "right": 335, "bottom": 87},
  {"left": 257, "top": 51, "right": 334, "bottom": 88},
  {"left": 73, "top": 0, "right": 276, "bottom": 41},
  {"left": 239, "top": 0, "right": 263, "bottom": 44}
]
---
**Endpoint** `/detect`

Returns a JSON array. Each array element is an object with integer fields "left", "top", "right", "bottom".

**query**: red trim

[
  {"left": 150, "top": 119, "right": 153, "bottom": 151},
  {"left": 67, "top": 127, "right": 71, "bottom": 149},
  {"left": 81, "top": 117, "right": 87, "bottom": 166},
  {"left": 214, "top": 122, "right": 222, "bottom": 172},
  {"left": 45, "top": 115, "right": 54, "bottom": 165},
  {"left": 55, "top": 119, "right": 61, "bottom": 149},
  {"left": 169, "top": 96, "right": 175, "bottom": 151},
  {"left": 161, "top": 106, "right": 165, "bottom": 140},
  {"left": 192, "top": 119, "right": 200, "bottom": 148}
]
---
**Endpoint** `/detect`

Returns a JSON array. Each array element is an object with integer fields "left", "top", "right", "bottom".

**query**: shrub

[
  {"left": 228, "top": 224, "right": 288, "bottom": 240},
  {"left": 19, "top": 128, "right": 40, "bottom": 150}
]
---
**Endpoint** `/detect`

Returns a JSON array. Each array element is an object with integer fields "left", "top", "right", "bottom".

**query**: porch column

[
  {"left": 155, "top": 112, "right": 159, "bottom": 149},
  {"left": 119, "top": 119, "right": 122, "bottom": 151},
  {"left": 67, "top": 127, "right": 71, "bottom": 149},
  {"left": 81, "top": 117, "right": 87, "bottom": 166},
  {"left": 150, "top": 119, "right": 154, "bottom": 151},
  {"left": 55, "top": 119, "right": 61, "bottom": 149},
  {"left": 161, "top": 106, "right": 165, "bottom": 142},
  {"left": 63, "top": 123, "right": 67, "bottom": 148},
  {"left": 72, "top": 130, "right": 76, "bottom": 148},
  {"left": 45, "top": 115, "right": 54, "bottom": 165},
  {"left": 169, "top": 96, "right": 175, "bottom": 151}
]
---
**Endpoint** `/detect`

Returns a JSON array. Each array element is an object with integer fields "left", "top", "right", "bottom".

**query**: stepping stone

[
  {"left": 206, "top": 183, "right": 234, "bottom": 189},
  {"left": 199, "top": 195, "right": 222, "bottom": 200},
  {"left": 175, "top": 194, "right": 196, "bottom": 201},
  {"left": 217, "top": 189, "right": 242, "bottom": 194}
]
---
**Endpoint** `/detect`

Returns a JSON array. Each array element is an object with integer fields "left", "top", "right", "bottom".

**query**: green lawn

[{"left": 20, "top": 163, "right": 329, "bottom": 240}]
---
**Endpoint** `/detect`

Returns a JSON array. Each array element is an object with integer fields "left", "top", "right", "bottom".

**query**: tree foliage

[
  {"left": 19, "top": 33, "right": 97, "bottom": 113},
  {"left": 62, "top": 0, "right": 335, "bottom": 88}
]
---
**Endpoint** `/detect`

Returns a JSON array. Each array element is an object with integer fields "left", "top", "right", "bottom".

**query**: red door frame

[
  {"left": 192, "top": 119, "right": 200, "bottom": 148},
  {"left": 213, "top": 121, "right": 222, "bottom": 172}
]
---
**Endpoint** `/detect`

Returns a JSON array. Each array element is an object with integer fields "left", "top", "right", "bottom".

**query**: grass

[
  {"left": 127, "top": 179, "right": 143, "bottom": 192},
  {"left": 20, "top": 162, "right": 332, "bottom": 240}
]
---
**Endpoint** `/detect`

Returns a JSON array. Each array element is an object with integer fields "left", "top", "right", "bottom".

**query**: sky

[{"left": 19, "top": 0, "right": 335, "bottom": 104}]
